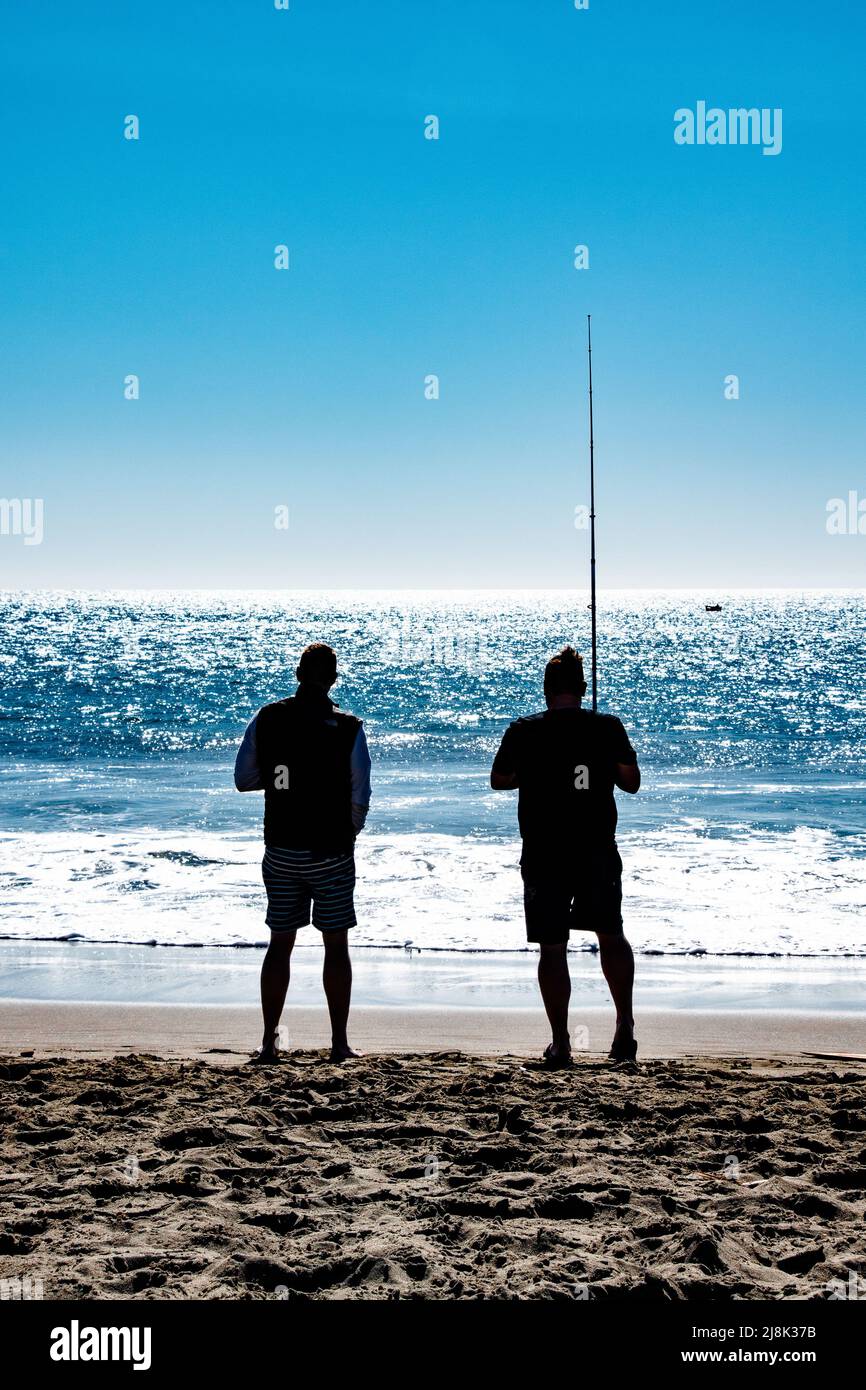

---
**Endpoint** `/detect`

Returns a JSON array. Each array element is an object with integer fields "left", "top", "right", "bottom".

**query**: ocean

[{"left": 1, "top": 589, "right": 864, "bottom": 961}]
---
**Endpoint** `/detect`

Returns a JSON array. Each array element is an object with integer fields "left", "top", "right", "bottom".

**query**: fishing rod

[{"left": 587, "top": 313, "right": 598, "bottom": 712}]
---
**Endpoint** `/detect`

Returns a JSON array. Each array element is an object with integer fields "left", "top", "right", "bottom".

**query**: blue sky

[{"left": 2, "top": 0, "right": 864, "bottom": 587}]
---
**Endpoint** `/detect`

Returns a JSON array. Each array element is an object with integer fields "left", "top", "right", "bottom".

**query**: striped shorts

[{"left": 262, "top": 846, "right": 357, "bottom": 933}]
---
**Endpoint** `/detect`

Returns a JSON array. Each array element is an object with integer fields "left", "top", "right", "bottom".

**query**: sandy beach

[{"left": 2, "top": 1005, "right": 865, "bottom": 1302}]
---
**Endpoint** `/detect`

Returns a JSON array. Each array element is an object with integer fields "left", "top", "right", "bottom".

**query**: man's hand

[
  {"left": 615, "top": 761, "right": 641, "bottom": 794},
  {"left": 491, "top": 769, "right": 519, "bottom": 790}
]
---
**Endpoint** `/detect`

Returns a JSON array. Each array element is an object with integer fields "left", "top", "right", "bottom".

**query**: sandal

[
  {"left": 540, "top": 1044, "right": 573, "bottom": 1071},
  {"left": 608, "top": 1035, "right": 638, "bottom": 1063}
]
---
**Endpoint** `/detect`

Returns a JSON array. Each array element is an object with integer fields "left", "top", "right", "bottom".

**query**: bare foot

[{"left": 329, "top": 1042, "right": 363, "bottom": 1063}]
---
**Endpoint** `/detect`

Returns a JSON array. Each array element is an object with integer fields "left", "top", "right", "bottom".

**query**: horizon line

[{"left": 1, "top": 586, "right": 863, "bottom": 597}]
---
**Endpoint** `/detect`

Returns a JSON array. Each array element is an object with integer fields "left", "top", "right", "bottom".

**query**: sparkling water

[{"left": 1, "top": 589, "right": 863, "bottom": 957}]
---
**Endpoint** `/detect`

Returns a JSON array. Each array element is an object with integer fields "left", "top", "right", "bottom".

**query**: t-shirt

[{"left": 491, "top": 707, "right": 637, "bottom": 874}]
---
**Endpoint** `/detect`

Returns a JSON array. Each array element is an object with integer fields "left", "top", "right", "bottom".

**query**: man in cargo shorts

[
  {"left": 234, "top": 643, "right": 371, "bottom": 1062},
  {"left": 491, "top": 646, "right": 640, "bottom": 1067}
]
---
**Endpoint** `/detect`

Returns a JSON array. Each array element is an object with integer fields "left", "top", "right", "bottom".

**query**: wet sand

[{"left": 0, "top": 998, "right": 865, "bottom": 1060}]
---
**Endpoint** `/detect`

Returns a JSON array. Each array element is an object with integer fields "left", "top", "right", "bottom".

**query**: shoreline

[
  {"left": 4, "top": 933, "right": 866, "bottom": 960},
  {"left": 3, "top": 940, "right": 866, "bottom": 1015}
]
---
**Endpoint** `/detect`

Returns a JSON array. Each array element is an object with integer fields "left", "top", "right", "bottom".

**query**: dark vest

[{"left": 255, "top": 692, "right": 360, "bottom": 855}]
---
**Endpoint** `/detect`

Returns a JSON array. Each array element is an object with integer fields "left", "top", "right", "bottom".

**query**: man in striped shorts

[{"left": 234, "top": 643, "right": 371, "bottom": 1062}]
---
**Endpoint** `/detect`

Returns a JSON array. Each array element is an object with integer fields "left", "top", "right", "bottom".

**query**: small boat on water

[{"left": 705, "top": 603, "right": 722, "bottom": 612}]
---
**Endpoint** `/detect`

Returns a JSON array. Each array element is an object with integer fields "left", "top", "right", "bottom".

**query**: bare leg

[
  {"left": 257, "top": 929, "right": 295, "bottom": 1060},
  {"left": 597, "top": 933, "right": 635, "bottom": 1048},
  {"left": 537, "top": 942, "right": 571, "bottom": 1059},
  {"left": 322, "top": 929, "right": 360, "bottom": 1061}
]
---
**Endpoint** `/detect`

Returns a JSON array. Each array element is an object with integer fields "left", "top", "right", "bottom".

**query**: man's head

[
  {"left": 296, "top": 642, "right": 338, "bottom": 692},
  {"left": 543, "top": 645, "right": 586, "bottom": 706}
]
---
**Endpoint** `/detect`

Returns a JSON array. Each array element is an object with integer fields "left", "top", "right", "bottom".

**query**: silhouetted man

[
  {"left": 235, "top": 643, "right": 371, "bottom": 1062},
  {"left": 491, "top": 646, "right": 640, "bottom": 1066}
]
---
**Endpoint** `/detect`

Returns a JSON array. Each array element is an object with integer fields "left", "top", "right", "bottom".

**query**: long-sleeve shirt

[{"left": 234, "top": 711, "right": 371, "bottom": 832}]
